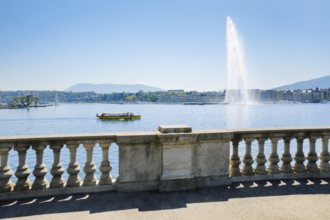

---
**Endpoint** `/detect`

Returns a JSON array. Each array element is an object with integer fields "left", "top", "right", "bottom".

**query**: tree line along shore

[{"left": 0, "top": 88, "right": 330, "bottom": 109}]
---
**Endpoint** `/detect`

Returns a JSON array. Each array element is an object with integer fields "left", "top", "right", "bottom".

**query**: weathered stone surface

[
  {"left": 117, "top": 141, "right": 161, "bottom": 191},
  {"left": 160, "top": 178, "right": 196, "bottom": 191},
  {"left": 116, "top": 131, "right": 157, "bottom": 144},
  {"left": 161, "top": 143, "right": 194, "bottom": 180},
  {"left": 193, "top": 142, "right": 229, "bottom": 177},
  {"left": 158, "top": 125, "right": 192, "bottom": 133},
  {"left": 3, "top": 126, "right": 330, "bottom": 200}
]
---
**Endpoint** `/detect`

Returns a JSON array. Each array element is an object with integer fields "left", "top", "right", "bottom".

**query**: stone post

[
  {"left": 32, "top": 143, "right": 49, "bottom": 190},
  {"left": 50, "top": 144, "right": 65, "bottom": 188},
  {"left": 242, "top": 137, "right": 254, "bottom": 176},
  {"left": 319, "top": 134, "right": 330, "bottom": 172},
  {"left": 230, "top": 138, "right": 242, "bottom": 176},
  {"left": 116, "top": 131, "right": 160, "bottom": 192},
  {"left": 194, "top": 129, "right": 233, "bottom": 188},
  {"left": 293, "top": 134, "right": 306, "bottom": 173},
  {"left": 280, "top": 137, "right": 293, "bottom": 173},
  {"left": 158, "top": 125, "right": 197, "bottom": 191},
  {"left": 66, "top": 142, "right": 81, "bottom": 187},
  {"left": 268, "top": 137, "right": 281, "bottom": 174},
  {"left": 83, "top": 143, "right": 97, "bottom": 186},
  {"left": 14, "top": 143, "right": 31, "bottom": 191},
  {"left": 158, "top": 125, "right": 232, "bottom": 191},
  {"left": 306, "top": 135, "right": 319, "bottom": 172},
  {"left": 0, "top": 143, "right": 13, "bottom": 193},
  {"left": 99, "top": 142, "right": 112, "bottom": 185},
  {"left": 255, "top": 137, "right": 268, "bottom": 175}
]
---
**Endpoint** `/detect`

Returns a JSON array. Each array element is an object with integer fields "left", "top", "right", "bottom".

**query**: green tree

[
  {"left": 126, "top": 95, "right": 137, "bottom": 102},
  {"left": 12, "top": 97, "right": 20, "bottom": 105},
  {"left": 19, "top": 96, "right": 27, "bottom": 107},
  {"left": 31, "top": 96, "right": 40, "bottom": 106},
  {"left": 26, "top": 95, "right": 33, "bottom": 106}
]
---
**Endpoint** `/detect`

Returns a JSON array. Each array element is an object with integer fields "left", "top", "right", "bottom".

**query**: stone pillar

[
  {"left": 319, "top": 135, "right": 330, "bottom": 172},
  {"left": 194, "top": 130, "right": 232, "bottom": 188},
  {"left": 66, "top": 142, "right": 81, "bottom": 187},
  {"left": 32, "top": 143, "right": 49, "bottom": 190},
  {"left": 83, "top": 143, "right": 97, "bottom": 186},
  {"left": 242, "top": 137, "right": 254, "bottom": 176},
  {"left": 268, "top": 137, "right": 281, "bottom": 174},
  {"left": 255, "top": 137, "right": 267, "bottom": 175},
  {"left": 306, "top": 135, "right": 319, "bottom": 172},
  {"left": 99, "top": 142, "right": 112, "bottom": 185},
  {"left": 116, "top": 131, "right": 160, "bottom": 192},
  {"left": 281, "top": 137, "right": 293, "bottom": 173},
  {"left": 14, "top": 143, "right": 31, "bottom": 191},
  {"left": 50, "top": 144, "right": 65, "bottom": 188},
  {"left": 158, "top": 125, "right": 196, "bottom": 191},
  {"left": 230, "top": 138, "right": 241, "bottom": 176},
  {"left": 293, "top": 135, "right": 306, "bottom": 173},
  {"left": 158, "top": 125, "right": 232, "bottom": 191},
  {"left": 0, "top": 143, "right": 13, "bottom": 193}
]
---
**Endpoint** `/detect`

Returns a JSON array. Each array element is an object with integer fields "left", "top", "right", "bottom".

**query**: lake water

[{"left": 1, "top": 103, "right": 330, "bottom": 181}]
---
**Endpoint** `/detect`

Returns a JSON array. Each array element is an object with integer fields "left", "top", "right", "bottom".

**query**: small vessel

[{"left": 96, "top": 112, "right": 141, "bottom": 120}]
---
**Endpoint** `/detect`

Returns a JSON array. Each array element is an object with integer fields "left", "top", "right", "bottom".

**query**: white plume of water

[{"left": 225, "top": 16, "right": 250, "bottom": 104}]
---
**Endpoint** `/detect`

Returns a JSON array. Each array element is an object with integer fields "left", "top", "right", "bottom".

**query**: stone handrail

[
  {"left": 1, "top": 126, "right": 330, "bottom": 200},
  {"left": 229, "top": 127, "right": 330, "bottom": 182},
  {"left": 0, "top": 133, "right": 116, "bottom": 200}
]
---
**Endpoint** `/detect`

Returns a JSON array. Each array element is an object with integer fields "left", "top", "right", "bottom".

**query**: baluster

[
  {"left": 0, "top": 144, "right": 13, "bottom": 193},
  {"left": 99, "top": 142, "right": 112, "bottom": 185},
  {"left": 268, "top": 137, "right": 281, "bottom": 174},
  {"left": 14, "top": 143, "right": 31, "bottom": 191},
  {"left": 319, "top": 135, "right": 330, "bottom": 172},
  {"left": 66, "top": 142, "right": 81, "bottom": 187},
  {"left": 255, "top": 137, "right": 267, "bottom": 175},
  {"left": 230, "top": 139, "right": 241, "bottom": 176},
  {"left": 83, "top": 143, "right": 97, "bottom": 186},
  {"left": 293, "top": 135, "right": 306, "bottom": 173},
  {"left": 306, "top": 135, "right": 319, "bottom": 172},
  {"left": 50, "top": 144, "right": 65, "bottom": 188},
  {"left": 32, "top": 143, "right": 49, "bottom": 189},
  {"left": 242, "top": 137, "right": 254, "bottom": 176},
  {"left": 281, "top": 137, "right": 293, "bottom": 173}
]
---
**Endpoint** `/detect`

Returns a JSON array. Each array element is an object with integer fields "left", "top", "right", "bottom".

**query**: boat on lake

[{"left": 96, "top": 112, "right": 141, "bottom": 120}]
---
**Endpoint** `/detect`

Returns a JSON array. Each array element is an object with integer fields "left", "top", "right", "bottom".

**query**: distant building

[{"left": 168, "top": 90, "right": 184, "bottom": 93}]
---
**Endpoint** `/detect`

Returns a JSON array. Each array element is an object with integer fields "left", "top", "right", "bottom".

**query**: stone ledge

[
  {"left": 116, "top": 180, "right": 159, "bottom": 192},
  {"left": 158, "top": 125, "right": 192, "bottom": 133},
  {"left": 160, "top": 178, "right": 196, "bottom": 191},
  {"left": 195, "top": 175, "right": 231, "bottom": 188},
  {"left": 0, "top": 184, "right": 116, "bottom": 201},
  {"left": 231, "top": 172, "right": 330, "bottom": 183}
]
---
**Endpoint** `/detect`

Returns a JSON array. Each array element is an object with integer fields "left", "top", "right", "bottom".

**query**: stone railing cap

[{"left": 158, "top": 125, "right": 192, "bottom": 133}]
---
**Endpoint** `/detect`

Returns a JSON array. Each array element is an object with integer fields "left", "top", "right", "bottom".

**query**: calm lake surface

[{"left": 1, "top": 103, "right": 330, "bottom": 180}]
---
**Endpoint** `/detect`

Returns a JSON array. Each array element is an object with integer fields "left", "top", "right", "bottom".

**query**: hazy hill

[
  {"left": 273, "top": 75, "right": 330, "bottom": 90},
  {"left": 66, "top": 83, "right": 164, "bottom": 93}
]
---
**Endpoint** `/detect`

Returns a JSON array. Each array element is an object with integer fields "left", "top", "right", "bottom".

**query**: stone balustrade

[
  {"left": 0, "top": 134, "right": 116, "bottom": 200},
  {"left": 1, "top": 126, "right": 330, "bottom": 200},
  {"left": 229, "top": 127, "right": 330, "bottom": 182}
]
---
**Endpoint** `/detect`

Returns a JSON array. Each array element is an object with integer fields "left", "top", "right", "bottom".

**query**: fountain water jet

[{"left": 225, "top": 16, "right": 250, "bottom": 104}]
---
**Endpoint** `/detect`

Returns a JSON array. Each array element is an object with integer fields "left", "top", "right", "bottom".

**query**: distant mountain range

[
  {"left": 273, "top": 75, "right": 330, "bottom": 90},
  {"left": 66, "top": 83, "right": 164, "bottom": 93}
]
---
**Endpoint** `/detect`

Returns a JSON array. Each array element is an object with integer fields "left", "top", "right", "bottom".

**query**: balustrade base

[
  {"left": 195, "top": 175, "right": 231, "bottom": 188},
  {"left": 160, "top": 177, "right": 196, "bottom": 191},
  {"left": 0, "top": 183, "right": 116, "bottom": 201},
  {"left": 231, "top": 172, "right": 330, "bottom": 183},
  {"left": 116, "top": 180, "right": 159, "bottom": 192}
]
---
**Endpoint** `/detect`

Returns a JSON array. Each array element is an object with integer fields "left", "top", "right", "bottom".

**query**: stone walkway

[{"left": 1, "top": 179, "right": 330, "bottom": 220}]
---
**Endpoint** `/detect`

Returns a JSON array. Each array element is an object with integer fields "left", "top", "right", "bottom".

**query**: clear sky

[{"left": 1, "top": 0, "right": 330, "bottom": 91}]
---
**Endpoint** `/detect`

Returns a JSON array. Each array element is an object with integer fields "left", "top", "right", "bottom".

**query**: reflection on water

[{"left": 225, "top": 104, "right": 251, "bottom": 128}]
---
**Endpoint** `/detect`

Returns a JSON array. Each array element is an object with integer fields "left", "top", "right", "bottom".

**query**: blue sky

[{"left": 1, "top": 0, "right": 330, "bottom": 91}]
